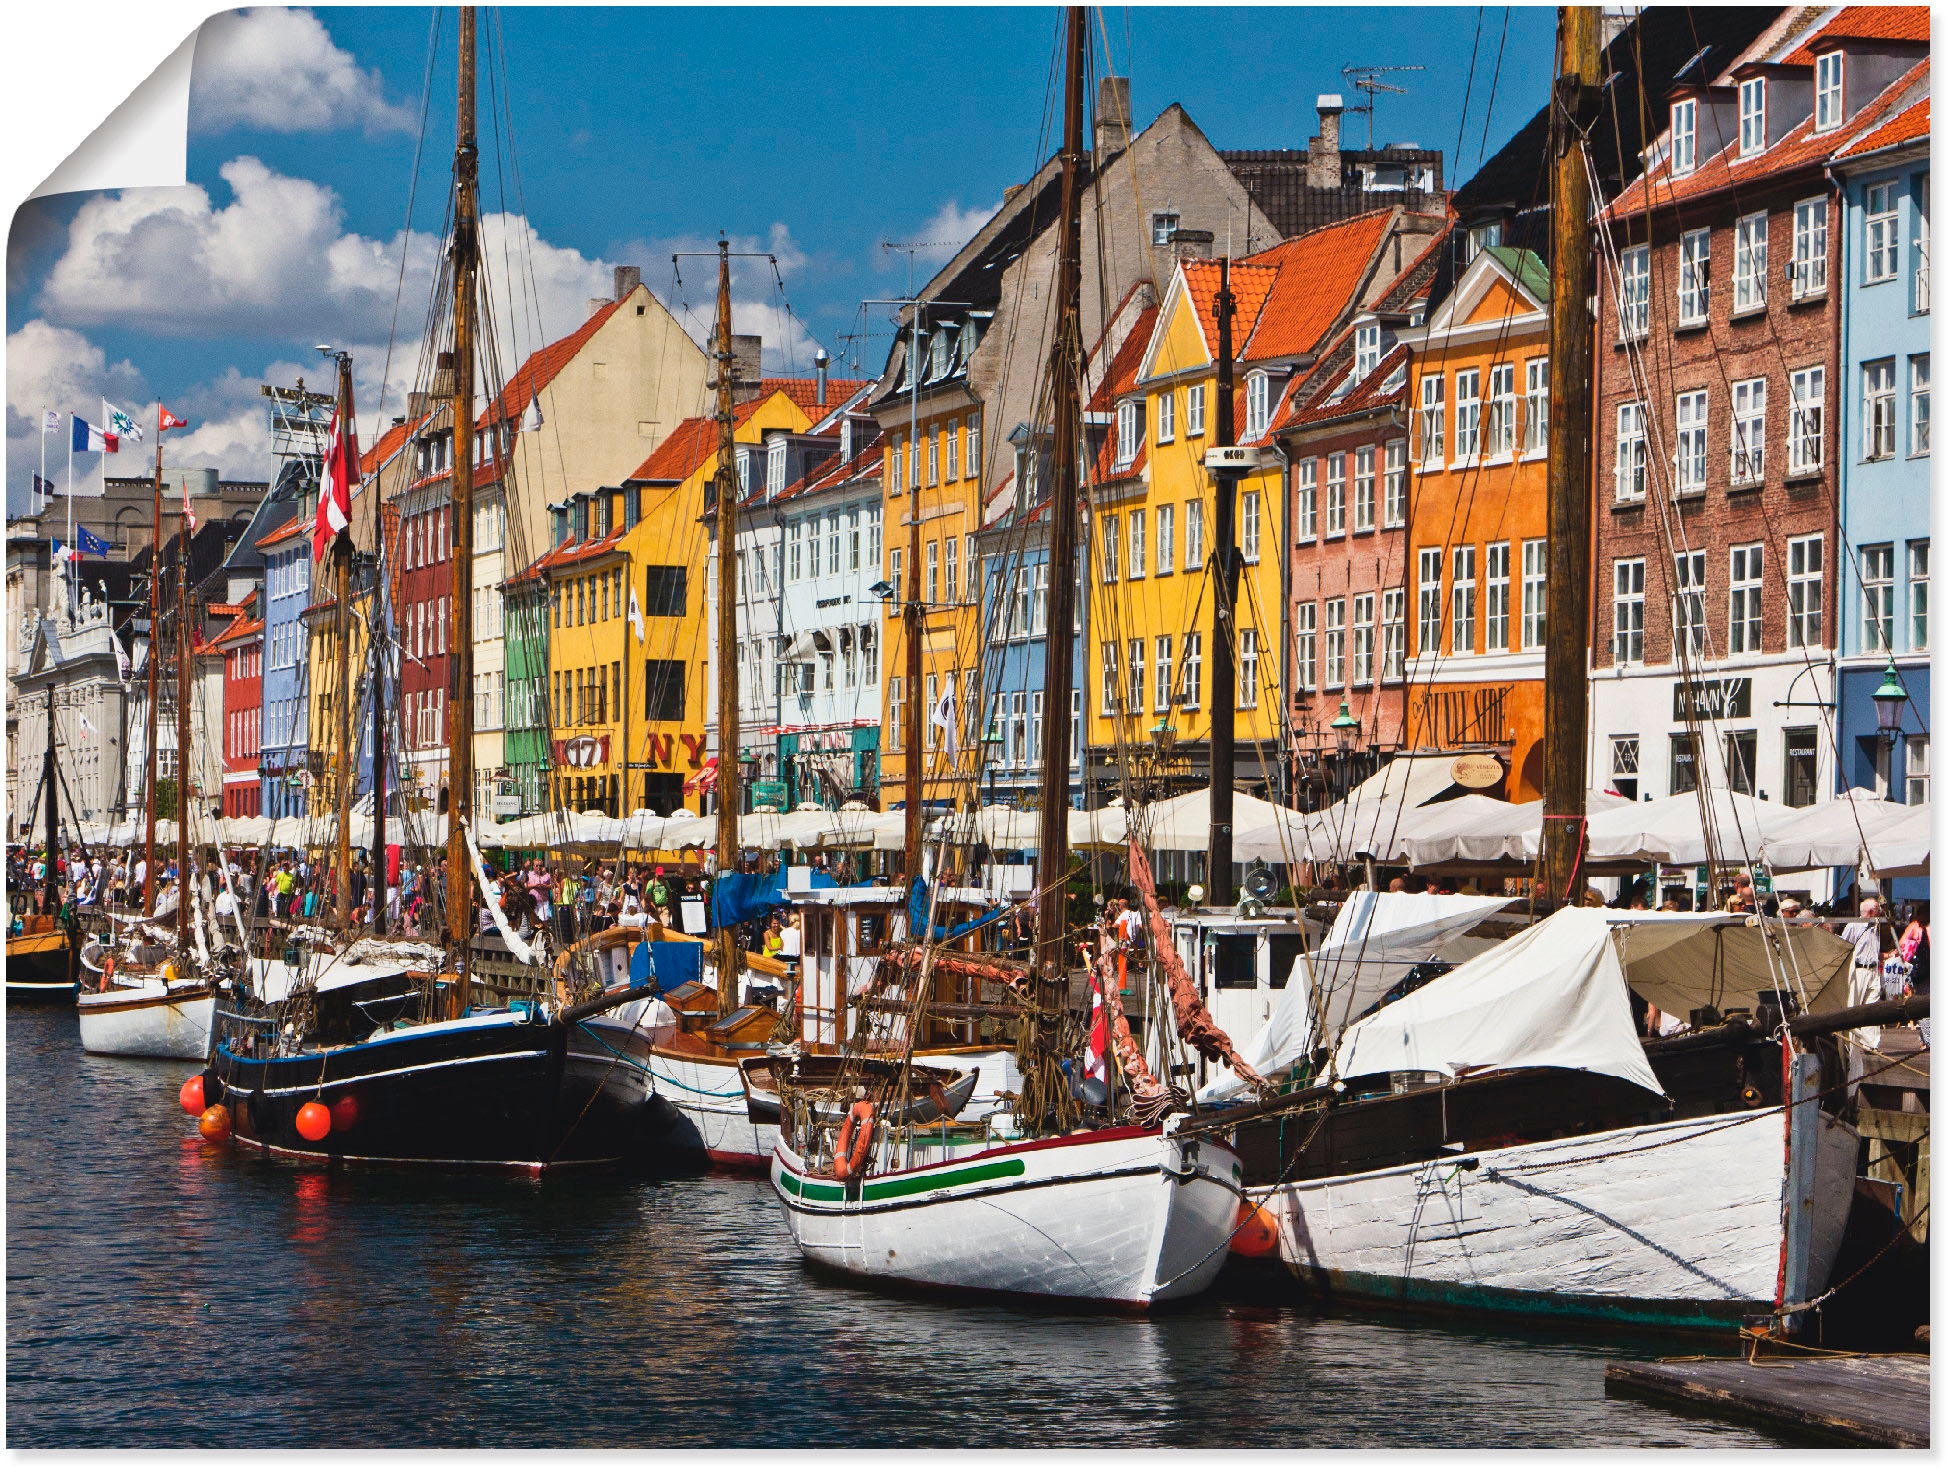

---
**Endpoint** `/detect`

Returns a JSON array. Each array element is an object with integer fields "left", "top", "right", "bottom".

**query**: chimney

[
  {"left": 432, "top": 350, "right": 456, "bottom": 398},
  {"left": 1095, "top": 76, "right": 1132, "bottom": 156},
  {"left": 1171, "top": 227, "right": 1216, "bottom": 261},
  {"left": 588, "top": 297, "right": 611, "bottom": 319},
  {"left": 612, "top": 264, "right": 641, "bottom": 301},
  {"left": 814, "top": 348, "right": 830, "bottom": 405},
  {"left": 731, "top": 333, "right": 763, "bottom": 403},
  {"left": 1307, "top": 94, "right": 1344, "bottom": 190}
]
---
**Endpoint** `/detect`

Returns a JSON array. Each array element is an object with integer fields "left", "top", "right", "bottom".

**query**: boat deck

[{"left": 1604, "top": 1352, "right": 1930, "bottom": 1447}]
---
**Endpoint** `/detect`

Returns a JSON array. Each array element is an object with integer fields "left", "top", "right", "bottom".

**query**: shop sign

[
  {"left": 1673, "top": 678, "right": 1751, "bottom": 721},
  {"left": 553, "top": 734, "right": 610, "bottom": 768},
  {"left": 1413, "top": 685, "right": 1511, "bottom": 748},
  {"left": 1450, "top": 752, "right": 1503, "bottom": 789}
]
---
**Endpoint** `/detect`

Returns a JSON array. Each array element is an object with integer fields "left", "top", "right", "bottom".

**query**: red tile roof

[
  {"left": 256, "top": 514, "right": 307, "bottom": 549},
  {"left": 771, "top": 432, "right": 886, "bottom": 506},
  {"left": 1240, "top": 209, "right": 1398, "bottom": 362},
  {"left": 507, "top": 525, "right": 628, "bottom": 586},
  {"left": 1783, "top": 5, "right": 1929, "bottom": 64},
  {"left": 360, "top": 413, "right": 426, "bottom": 477},
  {"left": 625, "top": 380, "right": 868, "bottom": 482},
  {"left": 482, "top": 300, "right": 623, "bottom": 427},
  {"left": 759, "top": 377, "right": 871, "bottom": 418},
  {"left": 1179, "top": 259, "right": 1279, "bottom": 363},
  {"left": 1086, "top": 303, "right": 1160, "bottom": 413},
  {"left": 1278, "top": 343, "right": 1410, "bottom": 433},
  {"left": 1837, "top": 94, "right": 1930, "bottom": 158}
]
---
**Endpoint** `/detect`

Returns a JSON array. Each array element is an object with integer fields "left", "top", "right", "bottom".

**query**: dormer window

[
  {"left": 1245, "top": 370, "right": 1272, "bottom": 440},
  {"left": 1354, "top": 321, "right": 1382, "bottom": 380},
  {"left": 1114, "top": 398, "right": 1145, "bottom": 471},
  {"left": 1670, "top": 98, "right": 1697, "bottom": 175},
  {"left": 736, "top": 447, "right": 753, "bottom": 497},
  {"left": 927, "top": 328, "right": 955, "bottom": 381},
  {"left": 1815, "top": 53, "right": 1844, "bottom": 132},
  {"left": 766, "top": 439, "right": 787, "bottom": 495},
  {"left": 1738, "top": 78, "right": 1766, "bottom": 156},
  {"left": 1465, "top": 220, "right": 1502, "bottom": 264}
]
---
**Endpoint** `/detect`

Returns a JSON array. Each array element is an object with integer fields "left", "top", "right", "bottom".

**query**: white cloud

[
  {"left": 881, "top": 198, "right": 1002, "bottom": 269},
  {"left": 612, "top": 224, "right": 825, "bottom": 372},
  {"left": 191, "top": 7, "right": 415, "bottom": 136}
]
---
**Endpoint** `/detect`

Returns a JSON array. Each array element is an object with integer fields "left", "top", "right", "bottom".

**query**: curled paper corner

[{"left": 30, "top": 26, "right": 198, "bottom": 202}]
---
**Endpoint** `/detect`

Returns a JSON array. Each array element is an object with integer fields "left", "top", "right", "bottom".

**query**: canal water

[{"left": 7, "top": 1004, "right": 1783, "bottom": 1447}]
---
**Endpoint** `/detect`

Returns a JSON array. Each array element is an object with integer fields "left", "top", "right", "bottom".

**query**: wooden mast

[
  {"left": 1033, "top": 4, "right": 1086, "bottom": 982},
  {"left": 710, "top": 237, "right": 742, "bottom": 1017},
  {"left": 1540, "top": 5, "right": 1599, "bottom": 908},
  {"left": 1207, "top": 255, "right": 1239, "bottom": 905},
  {"left": 143, "top": 439, "right": 161, "bottom": 912},
  {"left": 901, "top": 314, "right": 925, "bottom": 883},
  {"left": 174, "top": 458, "right": 193, "bottom": 959},
  {"left": 443, "top": 3, "right": 479, "bottom": 1010},
  {"left": 330, "top": 352, "right": 357, "bottom": 927}
]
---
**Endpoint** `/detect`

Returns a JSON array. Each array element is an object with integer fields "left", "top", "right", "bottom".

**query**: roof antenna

[{"left": 1341, "top": 64, "right": 1424, "bottom": 150}]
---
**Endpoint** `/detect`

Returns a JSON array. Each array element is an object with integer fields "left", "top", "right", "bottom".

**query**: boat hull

[
  {"left": 7, "top": 930, "right": 74, "bottom": 1000},
  {"left": 1256, "top": 1106, "right": 1857, "bottom": 1331},
  {"left": 76, "top": 984, "right": 214, "bottom": 1059},
  {"left": 772, "top": 1126, "right": 1243, "bottom": 1307}
]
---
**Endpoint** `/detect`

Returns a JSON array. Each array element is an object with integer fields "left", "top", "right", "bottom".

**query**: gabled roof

[
  {"left": 215, "top": 609, "right": 263, "bottom": 649},
  {"left": 625, "top": 379, "right": 861, "bottom": 484},
  {"left": 1085, "top": 302, "right": 1159, "bottom": 413},
  {"left": 361, "top": 413, "right": 427, "bottom": 477},
  {"left": 1782, "top": 5, "right": 1930, "bottom": 65},
  {"left": 1837, "top": 94, "right": 1930, "bottom": 159},
  {"left": 482, "top": 299, "right": 624, "bottom": 427},
  {"left": 631, "top": 416, "right": 719, "bottom": 484},
  {"left": 761, "top": 377, "right": 870, "bottom": 419},
  {"left": 1277, "top": 342, "right": 1411, "bottom": 434},
  {"left": 507, "top": 525, "right": 629, "bottom": 587},
  {"left": 255, "top": 514, "right": 308, "bottom": 550},
  {"left": 1238, "top": 209, "right": 1399, "bottom": 362},
  {"left": 769, "top": 432, "right": 885, "bottom": 508},
  {"left": 1177, "top": 259, "right": 1279, "bottom": 362}
]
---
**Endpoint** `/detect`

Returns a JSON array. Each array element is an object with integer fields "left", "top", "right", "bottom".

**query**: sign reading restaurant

[{"left": 1672, "top": 678, "right": 1752, "bottom": 721}]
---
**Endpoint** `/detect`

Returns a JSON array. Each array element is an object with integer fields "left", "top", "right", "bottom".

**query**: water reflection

[{"left": 8, "top": 1006, "right": 1782, "bottom": 1447}]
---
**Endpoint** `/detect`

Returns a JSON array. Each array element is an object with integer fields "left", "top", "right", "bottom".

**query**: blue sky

[{"left": 6, "top": 6, "right": 1554, "bottom": 511}]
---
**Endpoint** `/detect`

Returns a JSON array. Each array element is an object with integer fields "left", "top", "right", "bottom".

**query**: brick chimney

[
  {"left": 731, "top": 333, "right": 763, "bottom": 403},
  {"left": 1307, "top": 94, "right": 1345, "bottom": 189},
  {"left": 1171, "top": 227, "right": 1216, "bottom": 261},
  {"left": 612, "top": 264, "right": 642, "bottom": 300},
  {"left": 1095, "top": 76, "right": 1132, "bottom": 156}
]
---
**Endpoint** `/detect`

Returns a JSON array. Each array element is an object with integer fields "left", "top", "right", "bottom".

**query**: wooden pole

[
  {"left": 175, "top": 471, "right": 193, "bottom": 960},
  {"left": 143, "top": 444, "right": 161, "bottom": 913},
  {"left": 1540, "top": 5, "right": 1599, "bottom": 908},
  {"left": 330, "top": 354, "right": 357, "bottom": 928},
  {"left": 711, "top": 237, "right": 742, "bottom": 1018},
  {"left": 1207, "top": 255, "right": 1238, "bottom": 906},
  {"left": 902, "top": 316, "right": 925, "bottom": 883}
]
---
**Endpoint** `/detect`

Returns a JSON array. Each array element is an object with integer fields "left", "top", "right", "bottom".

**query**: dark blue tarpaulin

[
  {"left": 711, "top": 869, "right": 834, "bottom": 930},
  {"left": 631, "top": 938, "right": 704, "bottom": 992},
  {"left": 906, "top": 876, "right": 1006, "bottom": 944}
]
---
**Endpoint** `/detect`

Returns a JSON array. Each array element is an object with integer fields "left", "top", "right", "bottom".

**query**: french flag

[{"left": 71, "top": 416, "right": 117, "bottom": 454}]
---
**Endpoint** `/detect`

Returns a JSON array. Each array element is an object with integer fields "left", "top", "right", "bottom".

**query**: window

[
  {"left": 1613, "top": 558, "right": 1646, "bottom": 665},
  {"left": 1241, "top": 627, "right": 1262, "bottom": 707},
  {"left": 1245, "top": 372, "right": 1272, "bottom": 440},
  {"left": 1615, "top": 402, "right": 1647, "bottom": 501},
  {"left": 944, "top": 419, "right": 959, "bottom": 481},
  {"left": 1815, "top": 51, "right": 1844, "bottom": 131},
  {"left": 1521, "top": 539, "right": 1547, "bottom": 648},
  {"left": 847, "top": 508, "right": 862, "bottom": 571},
  {"left": 1241, "top": 490, "right": 1260, "bottom": 563},
  {"left": 1156, "top": 504, "right": 1175, "bottom": 574},
  {"left": 1466, "top": 219, "right": 1502, "bottom": 261},
  {"left": 1906, "top": 735, "right": 1930, "bottom": 805},
  {"left": 1383, "top": 440, "right": 1407, "bottom": 525},
  {"left": 1788, "top": 534, "right": 1824, "bottom": 649},
  {"left": 1154, "top": 635, "right": 1173, "bottom": 713},
  {"left": 943, "top": 536, "right": 959, "bottom": 604},
  {"left": 1486, "top": 363, "right": 1516, "bottom": 457},
  {"left": 1185, "top": 500, "right": 1204, "bottom": 571},
  {"left": 1619, "top": 245, "right": 1650, "bottom": 339},
  {"left": 1453, "top": 368, "right": 1482, "bottom": 461},
  {"left": 1295, "top": 602, "right": 1317, "bottom": 691},
  {"left": 1678, "top": 228, "right": 1711, "bottom": 323},
  {"left": 888, "top": 547, "right": 903, "bottom": 606},
  {"left": 1731, "top": 377, "right": 1766, "bottom": 485},
  {"left": 1734, "top": 212, "right": 1768, "bottom": 313},
  {"left": 1911, "top": 354, "right": 1930, "bottom": 456},
  {"left": 1180, "top": 633, "right": 1202, "bottom": 710},
  {"left": 1783, "top": 727, "right": 1819, "bottom": 808},
  {"left": 925, "top": 434, "right": 939, "bottom": 486},
  {"left": 786, "top": 522, "right": 803, "bottom": 582},
  {"left": 1353, "top": 445, "right": 1376, "bottom": 532},
  {"left": 1324, "top": 598, "right": 1346, "bottom": 687},
  {"left": 925, "top": 541, "right": 939, "bottom": 603},
  {"left": 1789, "top": 367, "right": 1825, "bottom": 472},
  {"left": 1611, "top": 735, "right": 1641, "bottom": 802},
  {"left": 1126, "top": 639, "right": 1145, "bottom": 716},
  {"left": 1670, "top": 97, "right": 1697, "bottom": 175},
  {"left": 1728, "top": 543, "right": 1763, "bottom": 654},
  {"left": 1354, "top": 321, "right": 1382, "bottom": 380},
  {"left": 1031, "top": 562, "right": 1048, "bottom": 634},
  {"left": 1865, "top": 181, "right": 1900, "bottom": 284},
  {"left": 1100, "top": 643, "right": 1120, "bottom": 715},
  {"left": 1185, "top": 384, "right": 1205, "bottom": 438},
  {"left": 1151, "top": 211, "right": 1180, "bottom": 246},
  {"left": 1670, "top": 733, "right": 1699, "bottom": 795},
  {"left": 1382, "top": 588, "right": 1405, "bottom": 681},
  {"left": 1325, "top": 454, "right": 1346, "bottom": 537},
  {"left": 1296, "top": 459, "right": 1318, "bottom": 542},
  {"left": 1862, "top": 543, "right": 1895, "bottom": 653},
  {"left": 1738, "top": 77, "right": 1765, "bottom": 156},
  {"left": 888, "top": 677, "right": 903, "bottom": 750},
  {"left": 1484, "top": 542, "right": 1511, "bottom": 653},
  {"left": 827, "top": 515, "right": 842, "bottom": 577},
  {"left": 1864, "top": 359, "right": 1897, "bottom": 460},
  {"left": 1114, "top": 399, "right": 1143, "bottom": 471},
  {"left": 924, "top": 674, "right": 938, "bottom": 748},
  {"left": 1916, "top": 174, "right": 1931, "bottom": 313},
  {"left": 1673, "top": 550, "right": 1706, "bottom": 657},
  {"left": 1791, "top": 199, "right": 1826, "bottom": 298},
  {"left": 1910, "top": 540, "right": 1930, "bottom": 650},
  {"left": 967, "top": 414, "right": 981, "bottom": 477},
  {"left": 1675, "top": 390, "right": 1708, "bottom": 495},
  {"left": 766, "top": 439, "right": 787, "bottom": 496},
  {"left": 642, "top": 660, "right": 685, "bottom": 722},
  {"left": 1156, "top": 391, "right": 1175, "bottom": 444},
  {"left": 1350, "top": 597, "right": 1374, "bottom": 687},
  {"left": 1417, "top": 548, "right": 1443, "bottom": 654},
  {"left": 1724, "top": 730, "right": 1758, "bottom": 796},
  {"left": 1127, "top": 509, "right": 1147, "bottom": 580},
  {"left": 1417, "top": 374, "right": 1445, "bottom": 465},
  {"left": 1451, "top": 545, "right": 1477, "bottom": 654},
  {"left": 1100, "top": 515, "right": 1118, "bottom": 582}
]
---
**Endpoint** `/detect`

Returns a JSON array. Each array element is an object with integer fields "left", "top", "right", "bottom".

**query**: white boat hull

[
  {"left": 1257, "top": 1106, "right": 1857, "bottom": 1330},
  {"left": 653, "top": 1047, "right": 777, "bottom": 1167},
  {"left": 773, "top": 1126, "right": 1243, "bottom": 1306},
  {"left": 76, "top": 983, "right": 215, "bottom": 1060}
]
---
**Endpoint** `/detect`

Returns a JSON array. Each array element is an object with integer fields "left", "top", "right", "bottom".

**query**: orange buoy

[
  {"left": 294, "top": 1101, "right": 332, "bottom": 1142},
  {"left": 329, "top": 1095, "right": 359, "bottom": 1133},
  {"left": 198, "top": 1104, "right": 232, "bottom": 1142},
  {"left": 179, "top": 1075, "right": 206, "bottom": 1116},
  {"left": 1232, "top": 1201, "right": 1279, "bottom": 1259}
]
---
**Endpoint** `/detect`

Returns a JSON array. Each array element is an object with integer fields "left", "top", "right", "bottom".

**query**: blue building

[
  {"left": 1834, "top": 88, "right": 1929, "bottom": 841},
  {"left": 257, "top": 486, "right": 314, "bottom": 822}
]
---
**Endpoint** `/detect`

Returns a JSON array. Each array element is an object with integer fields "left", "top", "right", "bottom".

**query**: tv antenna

[{"left": 1341, "top": 65, "right": 1424, "bottom": 150}]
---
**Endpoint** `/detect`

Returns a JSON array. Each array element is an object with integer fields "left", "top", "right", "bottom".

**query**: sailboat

[
  {"left": 7, "top": 686, "right": 79, "bottom": 1002},
  {"left": 199, "top": 7, "right": 668, "bottom": 1171},
  {"left": 761, "top": 9, "right": 1242, "bottom": 1308}
]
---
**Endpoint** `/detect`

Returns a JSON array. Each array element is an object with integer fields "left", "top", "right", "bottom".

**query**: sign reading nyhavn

[{"left": 1672, "top": 678, "right": 1752, "bottom": 721}]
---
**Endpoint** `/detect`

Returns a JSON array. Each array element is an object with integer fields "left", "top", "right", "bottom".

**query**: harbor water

[{"left": 7, "top": 1003, "right": 1783, "bottom": 1447}]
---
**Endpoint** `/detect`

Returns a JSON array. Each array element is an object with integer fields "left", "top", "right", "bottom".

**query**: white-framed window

[
  {"left": 1915, "top": 173, "right": 1930, "bottom": 313},
  {"left": 1240, "top": 627, "right": 1261, "bottom": 708},
  {"left": 1382, "top": 588, "right": 1406, "bottom": 681},
  {"left": 1731, "top": 377, "right": 1766, "bottom": 486},
  {"left": 1126, "top": 638, "right": 1145, "bottom": 716},
  {"left": 1815, "top": 51, "right": 1844, "bottom": 131},
  {"left": 1613, "top": 558, "right": 1646, "bottom": 665},
  {"left": 1417, "top": 374, "right": 1445, "bottom": 465},
  {"left": 1383, "top": 439, "right": 1407, "bottom": 526},
  {"left": 1675, "top": 389, "right": 1708, "bottom": 495},
  {"left": 1910, "top": 353, "right": 1930, "bottom": 456},
  {"left": 868, "top": 504, "right": 882, "bottom": 566},
  {"left": 1788, "top": 533, "right": 1824, "bottom": 649},
  {"left": 1417, "top": 547, "right": 1443, "bottom": 654},
  {"left": 1738, "top": 77, "right": 1765, "bottom": 156},
  {"left": 1351, "top": 597, "right": 1374, "bottom": 686},
  {"left": 924, "top": 539, "right": 938, "bottom": 602},
  {"left": 1324, "top": 598, "right": 1346, "bottom": 688},
  {"left": 967, "top": 413, "right": 981, "bottom": 478},
  {"left": 1673, "top": 550, "right": 1706, "bottom": 657},
  {"left": 1864, "top": 358, "right": 1897, "bottom": 460},
  {"left": 1099, "top": 514, "right": 1118, "bottom": 582},
  {"left": 1032, "top": 561, "right": 1048, "bottom": 635},
  {"left": 1906, "top": 735, "right": 1930, "bottom": 805},
  {"left": 1729, "top": 542, "right": 1763, "bottom": 654},
  {"left": 1355, "top": 321, "right": 1382, "bottom": 380},
  {"left": 1114, "top": 399, "right": 1143, "bottom": 471},
  {"left": 1245, "top": 371, "right": 1272, "bottom": 440},
  {"left": 1479, "top": 541, "right": 1508, "bottom": 653},
  {"left": 944, "top": 418, "right": 959, "bottom": 481},
  {"left": 888, "top": 546, "right": 903, "bottom": 605},
  {"left": 1296, "top": 459, "right": 1318, "bottom": 542},
  {"left": 1294, "top": 602, "right": 1316, "bottom": 691},
  {"left": 1156, "top": 503, "right": 1175, "bottom": 574},
  {"left": 1325, "top": 453, "right": 1346, "bottom": 537},
  {"left": 1185, "top": 499, "right": 1204, "bottom": 570},
  {"left": 1678, "top": 227, "right": 1711, "bottom": 323},
  {"left": 1521, "top": 538, "right": 1547, "bottom": 648},
  {"left": 1910, "top": 540, "right": 1930, "bottom": 651},
  {"left": 1353, "top": 445, "right": 1376, "bottom": 532},
  {"left": 766, "top": 438, "right": 787, "bottom": 495},
  {"left": 1734, "top": 211, "right": 1768, "bottom": 312},
  {"left": 1155, "top": 391, "right": 1175, "bottom": 444},
  {"left": 1451, "top": 544, "right": 1478, "bottom": 654},
  {"left": 1241, "top": 489, "right": 1261, "bottom": 564},
  {"left": 1523, "top": 358, "right": 1549, "bottom": 454},
  {"left": 1789, "top": 366, "right": 1825, "bottom": 473},
  {"left": 1486, "top": 363, "right": 1516, "bottom": 458},
  {"left": 1862, "top": 543, "right": 1895, "bottom": 653},
  {"left": 1151, "top": 211, "right": 1180, "bottom": 246},
  {"left": 1180, "top": 633, "right": 1202, "bottom": 711},
  {"left": 1453, "top": 368, "right": 1482, "bottom": 461},
  {"left": 1791, "top": 199, "right": 1826, "bottom": 298},
  {"left": 1619, "top": 245, "right": 1651, "bottom": 339},
  {"left": 1611, "top": 735, "right": 1641, "bottom": 800},
  {"left": 1670, "top": 97, "right": 1697, "bottom": 174},
  {"left": 1128, "top": 509, "right": 1147, "bottom": 580},
  {"left": 1099, "top": 642, "right": 1120, "bottom": 716},
  {"left": 1186, "top": 384, "right": 1205, "bottom": 438},
  {"left": 1139, "top": 633, "right": 1165, "bottom": 715},
  {"left": 1865, "top": 181, "right": 1900, "bottom": 284}
]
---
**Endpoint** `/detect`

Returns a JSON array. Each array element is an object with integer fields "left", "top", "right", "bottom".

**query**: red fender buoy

[
  {"left": 1232, "top": 1201, "right": 1279, "bottom": 1259},
  {"left": 329, "top": 1095, "right": 359, "bottom": 1134},
  {"left": 294, "top": 1101, "right": 332, "bottom": 1143},
  {"left": 179, "top": 1075, "right": 206, "bottom": 1116},
  {"left": 833, "top": 1100, "right": 876, "bottom": 1181},
  {"left": 198, "top": 1105, "right": 232, "bottom": 1142}
]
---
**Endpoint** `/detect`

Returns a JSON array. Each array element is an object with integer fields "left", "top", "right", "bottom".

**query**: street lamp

[
  {"left": 1331, "top": 699, "right": 1359, "bottom": 800},
  {"left": 1873, "top": 660, "right": 1910, "bottom": 797}
]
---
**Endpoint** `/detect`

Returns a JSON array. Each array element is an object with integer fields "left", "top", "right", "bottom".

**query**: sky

[{"left": 4, "top": 5, "right": 1556, "bottom": 515}]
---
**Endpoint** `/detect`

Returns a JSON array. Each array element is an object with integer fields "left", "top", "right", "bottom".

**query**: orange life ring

[
  {"left": 832, "top": 1099, "right": 876, "bottom": 1181},
  {"left": 99, "top": 954, "right": 115, "bottom": 992}
]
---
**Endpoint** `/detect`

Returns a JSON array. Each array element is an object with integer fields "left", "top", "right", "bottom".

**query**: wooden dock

[{"left": 1605, "top": 1353, "right": 1930, "bottom": 1447}]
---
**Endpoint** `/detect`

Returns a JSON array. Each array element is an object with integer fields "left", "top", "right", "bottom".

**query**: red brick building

[{"left": 216, "top": 597, "right": 263, "bottom": 818}]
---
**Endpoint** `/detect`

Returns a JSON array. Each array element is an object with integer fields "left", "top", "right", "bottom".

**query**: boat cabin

[
  {"left": 1166, "top": 907, "right": 1319, "bottom": 1089},
  {"left": 788, "top": 883, "right": 904, "bottom": 1049}
]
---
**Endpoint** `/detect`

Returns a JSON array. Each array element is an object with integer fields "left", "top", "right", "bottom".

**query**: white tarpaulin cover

[
  {"left": 1761, "top": 789, "right": 1930, "bottom": 872},
  {"left": 1868, "top": 805, "right": 1931, "bottom": 878},
  {"left": 1584, "top": 791, "right": 1795, "bottom": 867},
  {"left": 1333, "top": 906, "right": 1665, "bottom": 1097}
]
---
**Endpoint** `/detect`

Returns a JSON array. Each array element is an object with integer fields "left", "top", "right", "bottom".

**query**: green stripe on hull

[
  {"left": 1307, "top": 1266, "right": 1769, "bottom": 1333},
  {"left": 780, "top": 1156, "right": 1027, "bottom": 1205}
]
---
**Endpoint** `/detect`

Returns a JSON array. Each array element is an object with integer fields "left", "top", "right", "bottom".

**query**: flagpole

[
  {"left": 66, "top": 414, "right": 74, "bottom": 616},
  {"left": 39, "top": 410, "right": 47, "bottom": 518}
]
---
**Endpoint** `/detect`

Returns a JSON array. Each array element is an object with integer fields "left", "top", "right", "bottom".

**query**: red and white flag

[
  {"left": 312, "top": 401, "right": 359, "bottom": 562},
  {"left": 158, "top": 406, "right": 188, "bottom": 432},
  {"left": 1084, "top": 966, "right": 1109, "bottom": 1092}
]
